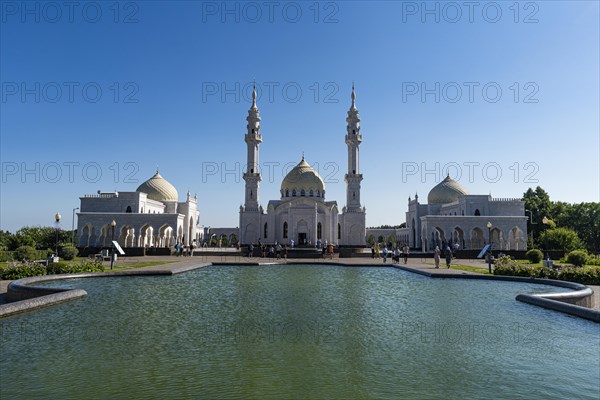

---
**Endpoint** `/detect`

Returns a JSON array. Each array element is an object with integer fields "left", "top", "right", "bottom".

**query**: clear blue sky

[{"left": 1, "top": 1, "right": 599, "bottom": 232}]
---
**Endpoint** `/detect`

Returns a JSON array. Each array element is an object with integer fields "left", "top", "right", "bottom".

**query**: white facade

[
  {"left": 77, "top": 172, "right": 202, "bottom": 249},
  {"left": 401, "top": 175, "right": 528, "bottom": 252},
  {"left": 239, "top": 84, "right": 366, "bottom": 246}
]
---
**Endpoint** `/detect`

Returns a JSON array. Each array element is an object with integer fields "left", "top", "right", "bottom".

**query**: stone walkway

[{"left": 1, "top": 255, "right": 598, "bottom": 310}]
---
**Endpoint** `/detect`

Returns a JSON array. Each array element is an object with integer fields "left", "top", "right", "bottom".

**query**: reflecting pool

[{"left": 1, "top": 265, "right": 599, "bottom": 399}]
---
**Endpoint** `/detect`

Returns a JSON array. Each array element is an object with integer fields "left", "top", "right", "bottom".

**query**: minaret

[
  {"left": 345, "top": 83, "right": 363, "bottom": 210},
  {"left": 243, "top": 83, "right": 262, "bottom": 211}
]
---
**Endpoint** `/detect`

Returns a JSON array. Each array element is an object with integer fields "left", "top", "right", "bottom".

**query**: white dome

[
  {"left": 281, "top": 158, "right": 325, "bottom": 198},
  {"left": 136, "top": 172, "right": 178, "bottom": 202},
  {"left": 427, "top": 175, "right": 468, "bottom": 204}
]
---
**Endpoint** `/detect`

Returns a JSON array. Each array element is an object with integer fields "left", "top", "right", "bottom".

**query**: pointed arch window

[
  {"left": 301, "top": 189, "right": 305, "bottom": 197},
  {"left": 126, "top": 206, "right": 132, "bottom": 213},
  {"left": 316, "top": 190, "right": 320, "bottom": 197},
  {"left": 338, "top": 223, "right": 341, "bottom": 239},
  {"left": 264, "top": 222, "right": 268, "bottom": 239},
  {"left": 292, "top": 189, "right": 296, "bottom": 197},
  {"left": 474, "top": 209, "right": 480, "bottom": 216},
  {"left": 285, "top": 189, "right": 289, "bottom": 197},
  {"left": 283, "top": 222, "right": 288, "bottom": 239},
  {"left": 309, "top": 190, "right": 314, "bottom": 197},
  {"left": 317, "top": 222, "right": 322, "bottom": 239}
]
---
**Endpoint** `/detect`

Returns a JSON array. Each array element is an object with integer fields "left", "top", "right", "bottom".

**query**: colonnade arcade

[
  {"left": 422, "top": 225, "right": 526, "bottom": 252},
  {"left": 78, "top": 222, "right": 193, "bottom": 248}
]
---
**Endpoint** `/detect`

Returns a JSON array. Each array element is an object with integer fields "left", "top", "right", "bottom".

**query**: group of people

[
  {"left": 434, "top": 245, "right": 454, "bottom": 268},
  {"left": 371, "top": 243, "right": 410, "bottom": 264},
  {"left": 174, "top": 242, "right": 194, "bottom": 256},
  {"left": 321, "top": 242, "right": 335, "bottom": 259},
  {"left": 248, "top": 240, "right": 288, "bottom": 259}
]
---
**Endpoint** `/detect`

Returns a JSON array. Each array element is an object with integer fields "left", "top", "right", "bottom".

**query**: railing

[
  {"left": 83, "top": 193, "right": 118, "bottom": 199},
  {"left": 490, "top": 197, "right": 521, "bottom": 202}
]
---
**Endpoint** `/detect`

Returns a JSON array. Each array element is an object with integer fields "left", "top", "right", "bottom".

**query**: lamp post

[
  {"left": 486, "top": 221, "right": 492, "bottom": 273},
  {"left": 71, "top": 207, "right": 79, "bottom": 246},
  {"left": 525, "top": 209, "right": 537, "bottom": 248},
  {"left": 542, "top": 216, "right": 551, "bottom": 261},
  {"left": 110, "top": 220, "right": 116, "bottom": 270},
  {"left": 54, "top": 212, "right": 61, "bottom": 256}
]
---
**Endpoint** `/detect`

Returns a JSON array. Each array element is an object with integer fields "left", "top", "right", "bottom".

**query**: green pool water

[{"left": 1, "top": 265, "right": 598, "bottom": 399}]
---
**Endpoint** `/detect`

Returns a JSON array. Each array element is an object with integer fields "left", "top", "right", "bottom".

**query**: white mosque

[
  {"left": 238, "top": 84, "right": 366, "bottom": 246},
  {"left": 74, "top": 83, "right": 528, "bottom": 254},
  {"left": 400, "top": 175, "right": 528, "bottom": 252},
  {"left": 76, "top": 172, "right": 201, "bottom": 250}
]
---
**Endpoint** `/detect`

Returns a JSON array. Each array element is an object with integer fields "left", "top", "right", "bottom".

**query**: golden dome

[
  {"left": 281, "top": 158, "right": 325, "bottom": 198},
  {"left": 427, "top": 175, "right": 468, "bottom": 204},
  {"left": 136, "top": 172, "right": 178, "bottom": 202}
]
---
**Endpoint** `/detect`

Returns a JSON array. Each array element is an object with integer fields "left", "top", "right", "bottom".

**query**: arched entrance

[
  {"left": 471, "top": 227, "right": 484, "bottom": 249},
  {"left": 297, "top": 219, "right": 308, "bottom": 245}
]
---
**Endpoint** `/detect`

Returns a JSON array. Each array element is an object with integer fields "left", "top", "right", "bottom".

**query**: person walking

[
  {"left": 276, "top": 243, "right": 282, "bottom": 259},
  {"left": 393, "top": 247, "right": 401, "bottom": 264},
  {"left": 403, "top": 244, "right": 409, "bottom": 264},
  {"left": 434, "top": 246, "right": 441, "bottom": 268},
  {"left": 371, "top": 244, "right": 375, "bottom": 259},
  {"left": 375, "top": 244, "right": 380, "bottom": 259},
  {"left": 248, "top": 243, "right": 254, "bottom": 258},
  {"left": 382, "top": 246, "right": 388, "bottom": 263},
  {"left": 328, "top": 243, "right": 334, "bottom": 259},
  {"left": 445, "top": 245, "right": 452, "bottom": 268}
]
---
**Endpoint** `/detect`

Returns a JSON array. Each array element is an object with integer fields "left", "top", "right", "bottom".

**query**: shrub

[
  {"left": 494, "top": 258, "right": 600, "bottom": 285},
  {"left": 58, "top": 244, "right": 78, "bottom": 260},
  {"left": 538, "top": 228, "right": 584, "bottom": 253},
  {"left": 566, "top": 250, "right": 588, "bottom": 267},
  {"left": 526, "top": 249, "right": 543, "bottom": 264},
  {"left": 15, "top": 245, "right": 38, "bottom": 261},
  {"left": 584, "top": 254, "right": 600, "bottom": 266},
  {"left": 0, "top": 261, "right": 47, "bottom": 280},
  {"left": 47, "top": 259, "right": 104, "bottom": 274}
]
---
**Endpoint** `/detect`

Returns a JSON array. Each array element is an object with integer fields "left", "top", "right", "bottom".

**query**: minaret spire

[
  {"left": 251, "top": 80, "right": 257, "bottom": 109},
  {"left": 340, "top": 83, "right": 366, "bottom": 246},
  {"left": 345, "top": 83, "right": 363, "bottom": 210},
  {"left": 243, "top": 81, "right": 262, "bottom": 212}
]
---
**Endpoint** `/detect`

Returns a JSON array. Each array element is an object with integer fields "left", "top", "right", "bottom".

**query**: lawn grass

[
  {"left": 424, "top": 262, "right": 491, "bottom": 274},
  {"left": 104, "top": 261, "right": 175, "bottom": 272},
  {"left": 449, "top": 264, "right": 492, "bottom": 274}
]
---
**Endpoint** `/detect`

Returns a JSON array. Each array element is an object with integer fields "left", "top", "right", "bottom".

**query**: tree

[
  {"left": 0, "top": 230, "right": 12, "bottom": 251},
  {"left": 387, "top": 235, "right": 395, "bottom": 247},
  {"left": 559, "top": 202, "right": 600, "bottom": 253},
  {"left": 367, "top": 235, "right": 376, "bottom": 246},
  {"left": 522, "top": 186, "right": 552, "bottom": 247},
  {"left": 538, "top": 227, "right": 584, "bottom": 253}
]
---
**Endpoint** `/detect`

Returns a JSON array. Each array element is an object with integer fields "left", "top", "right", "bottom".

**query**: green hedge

[
  {"left": 47, "top": 259, "right": 104, "bottom": 274},
  {"left": 0, "top": 249, "right": 49, "bottom": 262},
  {"left": 0, "top": 261, "right": 48, "bottom": 280},
  {"left": 0, "top": 259, "right": 104, "bottom": 280},
  {"left": 493, "top": 256, "right": 600, "bottom": 285},
  {"left": 526, "top": 249, "right": 543, "bottom": 263},
  {"left": 58, "top": 244, "right": 78, "bottom": 261}
]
